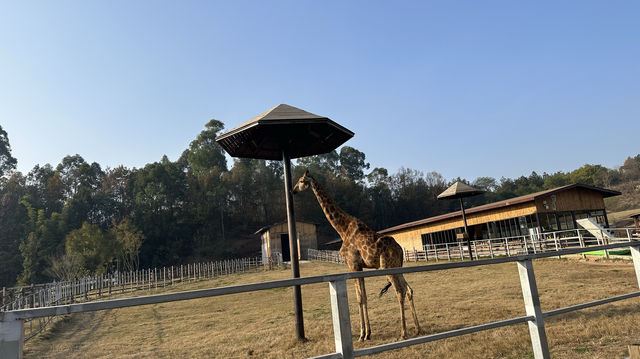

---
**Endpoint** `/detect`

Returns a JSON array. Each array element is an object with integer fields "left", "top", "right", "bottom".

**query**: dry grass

[
  {"left": 608, "top": 208, "right": 640, "bottom": 226},
  {"left": 24, "top": 258, "right": 640, "bottom": 358}
]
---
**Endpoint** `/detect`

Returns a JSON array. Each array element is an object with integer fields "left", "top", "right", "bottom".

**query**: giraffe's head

[{"left": 292, "top": 170, "right": 312, "bottom": 194}]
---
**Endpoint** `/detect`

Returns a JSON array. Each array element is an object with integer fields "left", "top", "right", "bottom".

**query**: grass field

[
  {"left": 608, "top": 208, "right": 640, "bottom": 227},
  {"left": 24, "top": 258, "right": 640, "bottom": 358}
]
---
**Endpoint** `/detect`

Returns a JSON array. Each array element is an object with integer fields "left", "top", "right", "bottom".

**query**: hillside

[{"left": 606, "top": 180, "right": 640, "bottom": 213}]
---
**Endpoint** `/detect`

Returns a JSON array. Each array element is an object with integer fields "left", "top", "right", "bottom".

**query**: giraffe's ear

[{"left": 304, "top": 169, "right": 309, "bottom": 176}]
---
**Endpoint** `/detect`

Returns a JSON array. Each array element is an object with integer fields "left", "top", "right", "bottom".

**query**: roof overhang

[{"left": 379, "top": 184, "right": 621, "bottom": 234}]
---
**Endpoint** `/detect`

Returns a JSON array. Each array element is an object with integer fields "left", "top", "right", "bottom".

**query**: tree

[
  {"left": 620, "top": 156, "right": 640, "bottom": 182},
  {"left": 0, "top": 125, "right": 17, "bottom": 179},
  {"left": 47, "top": 253, "right": 86, "bottom": 281},
  {"left": 181, "top": 119, "right": 228, "bottom": 174},
  {"left": 0, "top": 173, "right": 27, "bottom": 287},
  {"left": 65, "top": 222, "right": 116, "bottom": 274},
  {"left": 339, "top": 146, "right": 370, "bottom": 182},
  {"left": 112, "top": 218, "right": 145, "bottom": 272}
]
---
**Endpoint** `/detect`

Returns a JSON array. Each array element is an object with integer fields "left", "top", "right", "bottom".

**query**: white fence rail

[
  {"left": 2, "top": 241, "right": 640, "bottom": 358},
  {"left": 403, "top": 227, "right": 638, "bottom": 262},
  {"left": 308, "top": 228, "right": 639, "bottom": 265},
  {"left": 1, "top": 254, "right": 283, "bottom": 343}
]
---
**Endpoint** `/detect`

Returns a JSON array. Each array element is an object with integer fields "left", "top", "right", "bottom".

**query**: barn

[
  {"left": 378, "top": 184, "right": 621, "bottom": 251},
  {"left": 256, "top": 221, "right": 318, "bottom": 263}
]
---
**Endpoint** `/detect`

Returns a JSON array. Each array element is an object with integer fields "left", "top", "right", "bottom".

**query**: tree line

[{"left": 1, "top": 121, "right": 639, "bottom": 287}]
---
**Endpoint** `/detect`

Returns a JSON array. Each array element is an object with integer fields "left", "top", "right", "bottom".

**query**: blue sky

[{"left": 1, "top": 1, "right": 638, "bottom": 181}]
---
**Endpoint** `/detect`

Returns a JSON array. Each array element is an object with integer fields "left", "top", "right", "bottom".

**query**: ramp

[{"left": 576, "top": 218, "right": 616, "bottom": 241}]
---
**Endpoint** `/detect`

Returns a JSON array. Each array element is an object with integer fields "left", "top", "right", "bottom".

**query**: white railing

[
  {"left": 401, "top": 227, "right": 639, "bottom": 262},
  {"left": 2, "top": 242, "right": 640, "bottom": 358},
  {"left": 0, "top": 254, "right": 283, "bottom": 342},
  {"left": 308, "top": 249, "right": 346, "bottom": 264}
]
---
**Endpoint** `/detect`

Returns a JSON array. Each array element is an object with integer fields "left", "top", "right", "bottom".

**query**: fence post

[
  {"left": 0, "top": 313, "right": 24, "bottom": 359},
  {"left": 517, "top": 259, "right": 550, "bottom": 359},
  {"left": 602, "top": 230, "right": 609, "bottom": 259},
  {"left": 629, "top": 245, "right": 640, "bottom": 290},
  {"left": 329, "top": 279, "right": 354, "bottom": 359}
]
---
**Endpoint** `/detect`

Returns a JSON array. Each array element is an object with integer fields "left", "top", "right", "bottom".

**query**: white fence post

[
  {"left": 629, "top": 245, "right": 640, "bottom": 290},
  {"left": 329, "top": 279, "right": 354, "bottom": 359},
  {"left": 517, "top": 259, "right": 550, "bottom": 359},
  {"left": 0, "top": 313, "right": 24, "bottom": 359}
]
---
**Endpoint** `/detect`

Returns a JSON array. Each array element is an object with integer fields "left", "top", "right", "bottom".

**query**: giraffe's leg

[
  {"left": 359, "top": 278, "right": 371, "bottom": 340},
  {"left": 406, "top": 282, "right": 421, "bottom": 335},
  {"left": 353, "top": 278, "right": 371, "bottom": 341},
  {"left": 388, "top": 274, "right": 408, "bottom": 339}
]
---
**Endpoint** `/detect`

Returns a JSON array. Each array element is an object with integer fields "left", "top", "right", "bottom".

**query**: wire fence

[{"left": 0, "top": 254, "right": 284, "bottom": 342}]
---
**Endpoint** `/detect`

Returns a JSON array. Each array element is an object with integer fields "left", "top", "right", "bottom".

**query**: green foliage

[
  {"left": 65, "top": 222, "right": 117, "bottom": 274},
  {"left": 182, "top": 119, "right": 228, "bottom": 174},
  {"left": 0, "top": 124, "right": 17, "bottom": 178},
  {"left": 112, "top": 218, "right": 145, "bottom": 272},
  {"left": 1, "top": 120, "right": 639, "bottom": 287}
]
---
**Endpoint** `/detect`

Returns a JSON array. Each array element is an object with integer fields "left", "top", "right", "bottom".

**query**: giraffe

[{"left": 292, "top": 170, "right": 420, "bottom": 340}]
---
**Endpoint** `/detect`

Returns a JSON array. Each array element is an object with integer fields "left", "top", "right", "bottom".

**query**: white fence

[
  {"left": 308, "top": 228, "right": 639, "bottom": 265},
  {"left": 308, "top": 249, "right": 346, "bottom": 264},
  {"left": 2, "top": 240, "right": 640, "bottom": 358},
  {"left": 0, "top": 254, "right": 283, "bottom": 342},
  {"left": 405, "top": 227, "right": 637, "bottom": 262}
]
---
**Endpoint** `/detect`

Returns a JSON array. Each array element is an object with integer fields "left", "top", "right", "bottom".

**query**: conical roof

[
  {"left": 216, "top": 104, "right": 353, "bottom": 160},
  {"left": 437, "top": 181, "right": 485, "bottom": 200}
]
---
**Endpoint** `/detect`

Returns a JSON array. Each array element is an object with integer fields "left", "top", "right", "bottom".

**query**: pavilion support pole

[
  {"left": 459, "top": 198, "right": 473, "bottom": 260},
  {"left": 282, "top": 151, "right": 306, "bottom": 341}
]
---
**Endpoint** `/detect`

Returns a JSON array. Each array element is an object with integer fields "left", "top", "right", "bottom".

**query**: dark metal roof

[
  {"left": 254, "top": 220, "right": 317, "bottom": 235},
  {"left": 437, "top": 181, "right": 485, "bottom": 199},
  {"left": 379, "top": 184, "right": 621, "bottom": 234},
  {"left": 216, "top": 104, "right": 354, "bottom": 160}
]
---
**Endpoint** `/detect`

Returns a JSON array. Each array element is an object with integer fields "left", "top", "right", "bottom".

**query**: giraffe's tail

[{"left": 379, "top": 281, "right": 392, "bottom": 298}]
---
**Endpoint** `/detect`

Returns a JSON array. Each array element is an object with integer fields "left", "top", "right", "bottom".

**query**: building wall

[
  {"left": 388, "top": 189, "right": 611, "bottom": 251},
  {"left": 390, "top": 202, "right": 538, "bottom": 250},
  {"left": 534, "top": 188, "right": 605, "bottom": 212},
  {"left": 262, "top": 222, "right": 317, "bottom": 260}
]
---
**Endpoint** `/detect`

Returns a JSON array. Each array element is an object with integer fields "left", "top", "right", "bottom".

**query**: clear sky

[{"left": 1, "top": 1, "right": 638, "bottom": 181}]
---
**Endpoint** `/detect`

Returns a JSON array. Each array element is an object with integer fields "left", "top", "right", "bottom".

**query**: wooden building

[
  {"left": 256, "top": 221, "right": 317, "bottom": 263},
  {"left": 379, "top": 184, "right": 621, "bottom": 251}
]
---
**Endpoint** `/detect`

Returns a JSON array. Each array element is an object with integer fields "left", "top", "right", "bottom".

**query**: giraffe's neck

[{"left": 309, "top": 177, "right": 352, "bottom": 237}]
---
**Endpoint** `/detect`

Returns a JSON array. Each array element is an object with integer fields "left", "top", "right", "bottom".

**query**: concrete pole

[
  {"left": 282, "top": 151, "right": 305, "bottom": 341},
  {"left": 0, "top": 313, "right": 24, "bottom": 359}
]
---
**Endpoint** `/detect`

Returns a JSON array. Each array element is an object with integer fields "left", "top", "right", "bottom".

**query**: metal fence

[
  {"left": 308, "top": 227, "right": 637, "bottom": 265},
  {"left": 2, "top": 240, "right": 640, "bottom": 358},
  {"left": 0, "top": 254, "right": 283, "bottom": 343},
  {"left": 404, "top": 227, "right": 637, "bottom": 262}
]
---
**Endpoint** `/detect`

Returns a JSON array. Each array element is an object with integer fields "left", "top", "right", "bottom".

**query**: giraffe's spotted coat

[{"left": 292, "top": 170, "right": 421, "bottom": 340}]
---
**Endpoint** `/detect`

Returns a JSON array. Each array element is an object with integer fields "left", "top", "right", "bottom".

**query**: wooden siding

[
  {"left": 535, "top": 188, "right": 605, "bottom": 212},
  {"left": 261, "top": 222, "right": 317, "bottom": 259},
  {"left": 390, "top": 202, "right": 538, "bottom": 250}
]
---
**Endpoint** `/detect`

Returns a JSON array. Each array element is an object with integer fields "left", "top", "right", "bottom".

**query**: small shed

[{"left": 256, "top": 221, "right": 317, "bottom": 263}]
